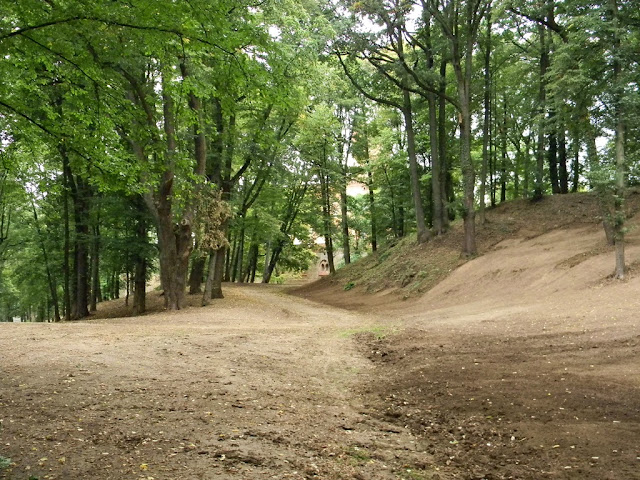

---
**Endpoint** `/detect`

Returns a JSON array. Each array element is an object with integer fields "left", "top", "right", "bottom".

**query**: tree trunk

[
  {"left": 571, "top": 128, "right": 580, "bottom": 193},
  {"left": 263, "top": 241, "right": 271, "bottom": 280},
  {"left": 558, "top": 116, "right": 569, "bottom": 193},
  {"left": 153, "top": 75, "right": 195, "bottom": 311},
  {"left": 514, "top": 147, "right": 521, "bottom": 198},
  {"left": 425, "top": 22, "right": 445, "bottom": 234},
  {"left": 500, "top": 97, "right": 508, "bottom": 203},
  {"left": 548, "top": 108, "right": 560, "bottom": 194},
  {"left": 610, "top": 0, "right": 625, "bottom": 279},
  {"left": 203, "top": 244, "right": 226, "bottom": 305},
  {"left": 479, "top": 7, "right": 491, "bottom": 225},
  {"left": 202, "top": 250, "right": 218, "bottom": 305},
  {"left": 451, "top": 27, "right": 477, "bottom": 256},
  {"left": 402, "top": 91, "right": 430, "bottom": 244},
  {"left": 246, "top": 243, "right": 259, "bottom": 283},
  {"left": 438, "top": 59, "right": 450, "bottom": 228},
  {"left": 340, "top": 185, "right": 351, "bottom": 265},
  {"left": 31, "top": 202, "right": 61, "bottom": 322},
  {"left": 523, "top": 134, "right": 532, "bottom": 198},
  {"left": 533, "top": 25, "right": 548, "bottom": 201},
  {"left": 320, "top": 167, "right": 335, "bottom": 274},
  {"left": 133, "top": 200, "right": 147, "bottom": 315},
  {"left": 188, "top": 254, "right": 205, "bottom": 294},
  {"left": 382, "top": 167, "right": 399, "bottom": 238},
  {"left": 228, "top": 233, "right": 237, "bottom": 282},
  {"left": 90, "top": 222, "right": 100, "bottom": 312},
  {"left": 62, "top": 156, "right": 72, "bottom": 321},
  {"left": 68, "top": 173, "right": 91, "bottom": 320},
  {"left": 234, "top": 221, "right": 247, "bottom": 282},
  {"left": 367, "top": 167, "right": 377, "bottom": 252}
]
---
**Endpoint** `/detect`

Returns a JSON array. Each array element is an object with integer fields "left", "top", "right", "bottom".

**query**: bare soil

[
  {"left": 0, "top": 286, "right": 431, "bottom": 480},
  {"left": 297, "top": 197, "right": 640, "bottom": 480},
  {"left": 2, "top": 194, "right": 640, "bottom": 480}
]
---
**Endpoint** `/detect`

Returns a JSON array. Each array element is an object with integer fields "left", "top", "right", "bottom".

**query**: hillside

[
  {"left": 293, "top": 191, "right": 640, "bottom": 309},
  {"left": 293, "top": 191, "right": 640, "bottom": 479}
]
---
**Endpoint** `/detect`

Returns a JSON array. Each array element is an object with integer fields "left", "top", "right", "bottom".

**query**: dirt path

[
  {"left": 296, "top": 224, "right": 640, "bottom": 480},
  {"left": 0, "top": 286, "right": 441, "bottom": 480},
  {"left": 3, "top": 222, "right": 640, "bottom": 480}
]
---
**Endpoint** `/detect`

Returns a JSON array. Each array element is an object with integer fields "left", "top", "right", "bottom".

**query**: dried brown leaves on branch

[{"left": 192, "top": 186, "right": 231, "bottom": 253}]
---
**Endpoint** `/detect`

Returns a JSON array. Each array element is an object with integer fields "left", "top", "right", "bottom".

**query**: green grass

[
  {"left": 339, "top": 325, "right": 394, "bottom": 340},
  {"left": 345, "top": 445, "right": 372, "bottom": 464},
  {"left": 0, "top": 456, "right": 12, "bottom": 471},
  {"left": 343, "top": 281, "right": 356, "bottom": 291}
]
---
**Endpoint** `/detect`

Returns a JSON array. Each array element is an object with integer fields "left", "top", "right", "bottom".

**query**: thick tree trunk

[
  {"left": 203, "top": 245, "right": 226, "bottom": 303},
  {"left": 188, "top": 255, "right": 205, "bottom": 294},
  {"left": 202, "top": 250, "right": 217, "bottom": 305},
  {"left": 154, "top": 74, "right": 195, "bottom": 311}
]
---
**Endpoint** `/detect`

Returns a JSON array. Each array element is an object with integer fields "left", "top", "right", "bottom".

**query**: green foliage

[
  {"left": 0, "top": 455, "right": 11, "bottom": 471},
  {"left": 1, "top": 0, "right": 639, "bottom": 305}
]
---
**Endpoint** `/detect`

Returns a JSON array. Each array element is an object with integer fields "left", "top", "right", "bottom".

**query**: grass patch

[
  {"left": 345, "top": 445, "right": 372, "bottom": 464},
  {"left": 0, "top": 456, "right": 11, "bottom": 471},
  {"left": 339, "top": 325, "right": 394, "bottom": 340},
  {"left": 400, "top": 469, "right": 434, "bottom": 480}
]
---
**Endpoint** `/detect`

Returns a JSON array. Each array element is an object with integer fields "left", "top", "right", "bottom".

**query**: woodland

[{"left": 0, "top": 0, "right": 639, "bottom": 322}]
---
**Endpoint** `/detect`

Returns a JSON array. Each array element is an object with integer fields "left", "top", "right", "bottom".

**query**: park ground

[{"left": 1, "top": 194, "right": 640, "bottom": 479}]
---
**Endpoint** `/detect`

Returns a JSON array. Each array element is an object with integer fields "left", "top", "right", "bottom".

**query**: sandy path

[{"left": 0, "top": 285, "right": 438, "bottom": 480}]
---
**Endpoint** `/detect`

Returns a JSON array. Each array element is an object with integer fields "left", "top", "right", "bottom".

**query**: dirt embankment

[{"left": 295, "top": 193, "right": 640, "bottom": 479}]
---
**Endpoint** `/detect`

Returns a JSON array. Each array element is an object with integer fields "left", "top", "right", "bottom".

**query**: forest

[{"left": 0, "top": 0, "right": 638, "bottom": 322}]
